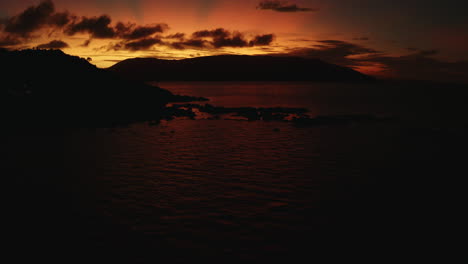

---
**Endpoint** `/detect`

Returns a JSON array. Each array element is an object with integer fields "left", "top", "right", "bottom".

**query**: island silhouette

[{"left": 109, "top": 55, "right": 374, "bottom": 82}]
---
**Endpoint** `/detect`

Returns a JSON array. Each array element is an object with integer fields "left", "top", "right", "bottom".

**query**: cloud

[
  {"left": 2, "top": 1, "right": 274, "bottom": 52},
  {"left": 212, "top": 32, "right": 249, "bottom": 48},
  {"left": 36, "top": 39, "right": 69, "bottom": 49},
  {"left": 81, "top": 39, "right": 91, "bottom": 47},
  {"left": 65, "top": 15, "right": 115, "bottom": 38},
  {"left": 110, "top": 28, "right": 275, "bottom": 51},
  {"left": 249, "top": 34, "right": 275, "bottom": 46},
  {"left": 192, "top": 28, "right": 230, "bottom": 39},
  {"left": 285, "top": 40, "right": 379, "bottom": 66},
  {"left": 48, "top": 11, "right": 73, "bottom": 27},
  {"left": 115, "top": 22, "right": 169, "bottom": 40},
  {"left": 1, "top": 0, "right": 72, "bottom": 37},
  {"left": 362, "top": 50, "right": 468, "bottom": 82},
  {"left": 279, "top": 40, "right": 468, "bottom": 83},
  {"left": 65, "top": 16, "right": 169, "bottom": 40},
  {"left": 189, "top": 28, "right": 275, "bottom": 48},
  {"left": 257, "top": 1, "right": 319, "bottom": 12},
  {"left": 118, "top": 38, "right": 163, "bottom": 51},
  {"left": 170, "top": 39, "right": 209, "bottom": 50},
  {"left": 164, "top": 33, "right": 186, "bottom": 40},
  {"left": 417, "top": 49, "right": 439, "bottom": 56},
  {"left": 123, "top": 24, "right": 168, "bottom": 40},
  {"left": 62, "top": 15, "right": 169, "bottom": 42},
  {"left": 0, "top": 35, "right": 21, "bottom": 47},
  {"left": 110, "top": 27, "right": 276, "bottom": 51},
  {"left": 353, "top": 37, "right": 369, "bottom": 41}
]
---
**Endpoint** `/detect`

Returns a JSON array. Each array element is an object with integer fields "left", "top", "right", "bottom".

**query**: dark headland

[
  {"left": 0, "top": 49, "right": 206, "bottom": 127},
  {"left": 108, "top": 55, "right": 375, "bottom": 82}
]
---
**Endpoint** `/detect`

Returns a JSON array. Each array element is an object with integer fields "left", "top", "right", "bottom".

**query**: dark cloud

[
  {"left": 353, "top": 37, "right": 369, "bottom": 41},
  {"left": 189, "top": 28, "right": 275, "bottom": 48},
  {"left": 286, "top": 40, "right": 379, "bottom": 66},
  {"left": 1, "top": 0, "right": 72, "bottom": 37},
  {"left": 81, "top": 39, "right": 91, "bottom": 47},
  {"left": 212, "top": 33, "right": 249, "bottom": 48},
  {"left": 123, "top": 38, "right": 163, "bottom": 51},
  {"left": 124, "top": 24, "right": 168, "bottom": 39},
  {"left": 417, "top": 49, "right": 439, "bottom": 56},
  {"left": 192, "top": 28, "right": 230, "bottom": 39},
  {"left": 65, "top": 17, "right": 168, "bottom": 40},
  {"left": 249, "top": 34, "right": 275, "bottom": 46},
  {"left": 65, "top": 15, "right": 115, "bottom": 38},
  {"left": 165, "top": 33, "right": 186, "bottom": 40},
  {"left": 0, "top": 35, "right": 21, "bottom": 47},
  {"left": 48, "top": 11, "right": 73, "bottom": 27},
  {"left": 291, "top": 38, "right": 315, "bottom": 42},
  {"left": 362, "top": 51, "right": 468, "bottom": 83},
  {"left": 115, "top": 22, "right": 169, "bottom": 40},
  {"left": 36, "top": 39, "right": 69, "bottom": 49},
  {"left": 281, "top": 40, "right": 468, "bottom": 83},
  {"left": 406, "top": 48, "right": 439, "bottom": 56},
  {"left": 111, "top": 27, "right": 273, "bottom": 51},
  {"left": 170, "top": 39, "right": 209, "bottom": 50},
  {"left": 257, "top": 1, "right": 319, "bottom": 12}
]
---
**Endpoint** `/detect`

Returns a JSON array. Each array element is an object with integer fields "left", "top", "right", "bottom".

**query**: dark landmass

[
  {"left": 0, "top": 49, "right": 206, "bottom": 127},
  {"left": 108, "top": 55, "right": 375, "bottom": 82}
]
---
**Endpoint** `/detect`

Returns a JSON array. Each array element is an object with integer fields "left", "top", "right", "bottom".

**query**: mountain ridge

[{"left": 108, "top": 55, "right": 375, "bottom": 82}]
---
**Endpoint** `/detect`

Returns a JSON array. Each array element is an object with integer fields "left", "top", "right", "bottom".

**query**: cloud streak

[
  {"left": 0, "top": 35, "right": 21, "bottom": 47},
  {"left": 279, "top": 40, "right": 468, "bottom": 82},
  {"left": 110, "top": 28, "right": 275, "bottom": 51},
  {"left": 362, "top": 50, "right": 468, "bottom": 82},
  {"left": 257, "top": 1, "right": 319, "bottom": 12},
  {"left": 36, "top": 39, "right": 69, "bottom": 49},
  {"left": 119, "top": 24, "right": 169, "bottom": 40},
  {"left": 189, "top": 28, "right": 275, "bottom": 49},
  {"left": 285, "top": 40, "right": 379, "bottom": 66},
  {"left": 123, "top": 38, "right": 163, "bottom": 51}
]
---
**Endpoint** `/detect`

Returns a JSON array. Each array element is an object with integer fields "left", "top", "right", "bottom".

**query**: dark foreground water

[{"left": 3, "top": 81, "right": 467, "bottom": 263}]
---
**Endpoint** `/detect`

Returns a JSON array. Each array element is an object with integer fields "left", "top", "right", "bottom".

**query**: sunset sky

[{"left": 1, "top": 0, "right": 468, "bottom": 81}]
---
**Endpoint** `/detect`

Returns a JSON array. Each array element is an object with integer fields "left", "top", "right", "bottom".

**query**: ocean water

[{"left": 4, "top": 81, "right": 467, "bottom": 262}]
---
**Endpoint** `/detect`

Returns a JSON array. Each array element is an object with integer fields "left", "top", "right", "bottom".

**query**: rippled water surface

[{"left": 5, "top": 81, "right": 468, "bottom": 262}]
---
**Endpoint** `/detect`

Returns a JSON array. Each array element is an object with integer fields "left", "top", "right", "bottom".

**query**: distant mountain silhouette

[
  {"left": 1, "top": 49, "right": 202, "bottom": 127},
  {"left": 109, "top": 55, "right": 374, "bottom": 82}
]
